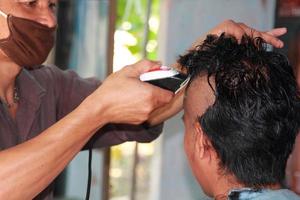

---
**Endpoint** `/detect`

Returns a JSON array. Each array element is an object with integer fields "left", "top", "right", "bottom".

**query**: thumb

[{"left": 127, "top": 60, "right": 162, "bottom": 78}]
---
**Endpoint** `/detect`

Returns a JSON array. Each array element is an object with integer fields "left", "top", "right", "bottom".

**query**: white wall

[{"left": 152, "top": 1, "right": 276, "bottom": 200}]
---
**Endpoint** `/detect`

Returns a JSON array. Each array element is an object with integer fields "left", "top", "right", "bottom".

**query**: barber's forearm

[{"left": 0, "top": 102, "right": 106, "bottom": 200}]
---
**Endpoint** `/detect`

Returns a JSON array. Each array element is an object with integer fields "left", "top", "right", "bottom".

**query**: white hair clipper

[{"left": 140, "top": 66, "right": 190, "bottom": 94}]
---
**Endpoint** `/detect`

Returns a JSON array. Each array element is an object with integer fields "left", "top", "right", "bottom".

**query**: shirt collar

[
  {"left": 15, "top": 68, "right": 47, "bottom": 142},
  {"left": 228, "top": 188, "right": 262, "bottom": 200},
  {"left": 16, "top": 69, "right": 46, "bottom": 106}
]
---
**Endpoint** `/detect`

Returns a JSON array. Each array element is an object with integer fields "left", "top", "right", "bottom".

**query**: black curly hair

[{"left": 178, "top": 33, "right": 300, "bottom": 188}]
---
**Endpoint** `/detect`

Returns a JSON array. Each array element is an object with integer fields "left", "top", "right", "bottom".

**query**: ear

[
  {"left": 194, "top": 122, "right": 211, "bottom": 159},
  {"left": 194, "top": 122, "right": 205, "bottom": 158}
]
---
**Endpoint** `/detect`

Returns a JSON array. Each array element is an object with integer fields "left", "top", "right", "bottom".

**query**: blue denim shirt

[{"left": 227, "top": 188, "right": 300, "bottom": 200}]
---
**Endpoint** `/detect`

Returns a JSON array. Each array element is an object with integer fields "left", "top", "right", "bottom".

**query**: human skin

[
  {"left": 0, "top": 1, "right": 174, "bottom": 199},
  {"left": 0, "top": 0, "right": 286, "bottom": 199},
  {"left": 279, "top": 34, "right": 300, "bottom": 194},
  {"left": 183, "top": 75, "right": 281, "bottom": 199},
  {"left": 183, "top": 76, "right": 245, "bottom": 198},
  {"left": 288, "top": 129, "right": 300, "bottom": 194}
]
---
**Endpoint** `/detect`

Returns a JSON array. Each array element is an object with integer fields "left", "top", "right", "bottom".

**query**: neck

[
  {"left": 212, "top": 175, "right": 244, "bottom": 199},
  {"left": 0, "top": 60, "right": 21, "bottom": 101},
  {"left": 213, "top": 175, "right": 282, "bottom": 199}
]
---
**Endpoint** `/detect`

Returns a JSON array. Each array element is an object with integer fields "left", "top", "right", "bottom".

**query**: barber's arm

[
  {"left": 0, "top": 60, "right": 173, "bottom": 200},
  {"left": 84, "top": 123, "right": 162, "bottom": 148},
  {"left": 87, "top": 78, "right": 186, "bottom": 148},
  {"left": 50, "top": 63, "right": 167, "bottom": 148}
]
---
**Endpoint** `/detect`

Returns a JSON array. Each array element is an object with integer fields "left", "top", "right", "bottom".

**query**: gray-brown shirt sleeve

[{"left": 48, "top": 65, "right": 163, "bottom": 148}]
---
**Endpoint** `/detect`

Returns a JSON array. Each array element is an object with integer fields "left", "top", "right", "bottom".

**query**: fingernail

[
  {"left": 161, "top": 65, "right": 170, "bottom": 70},
  {"left": 279, "top": 42, "right": 284, "bottom": 48}
]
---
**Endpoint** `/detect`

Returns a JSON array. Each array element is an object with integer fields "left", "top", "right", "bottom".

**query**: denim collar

[{"left": 228, "top": 188, "right": 262, "bottom": 200}]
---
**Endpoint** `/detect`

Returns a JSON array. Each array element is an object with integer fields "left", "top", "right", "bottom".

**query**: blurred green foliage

[
  {"left": 110, "top": 2, "right": 161, "bottom": 198},
  {"left": 116, "top": 0, "right": 160, "bottom": 60}
]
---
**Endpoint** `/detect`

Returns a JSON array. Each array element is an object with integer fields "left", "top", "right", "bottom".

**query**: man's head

[
  {"left": 179, "top": 34, "right": 300, "bottom": 196},
  {"left": 0, "top": 0, "right": 57, "bottom": 67}
]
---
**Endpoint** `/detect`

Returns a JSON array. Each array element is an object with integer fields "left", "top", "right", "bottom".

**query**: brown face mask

[{"left": 0, "top": 10, "right": 56, "bottom": 69}]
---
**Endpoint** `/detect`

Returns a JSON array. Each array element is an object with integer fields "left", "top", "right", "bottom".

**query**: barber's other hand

[
  {"left": 86, "top": 60, "right": 174, "bottom": 125},
  {"left": 191, "top": 19, "right": 287, "bottom": 49}
]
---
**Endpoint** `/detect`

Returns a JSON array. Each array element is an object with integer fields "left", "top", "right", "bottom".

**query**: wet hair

[{"left": 178, "top": 33, "right": 300, "bottom": 188}]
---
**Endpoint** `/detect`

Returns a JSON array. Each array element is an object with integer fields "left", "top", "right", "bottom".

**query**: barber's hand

[
  {"left": 146, "top": 86, "right": 185, "bottom": 126},
  {"left": 191, "top": 19, "right": 287, "bottom": 50},
  {"left": 87, "top": 60, "right": 174, "bottom": 125}
]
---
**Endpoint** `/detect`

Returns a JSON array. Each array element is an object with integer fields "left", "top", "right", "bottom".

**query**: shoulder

[
  {"left": 258, "top": 189, "right": 300, "bottom": 200},
  {"left": 25, "top": 65, "right": 80, "bottom": 87},
  {"left": 26, "top": 65, "right": 60, "bottom": 81},
  {"left": 23, "top": 65, "right": 100, "bottom": 93},
  {"left": 26, "top": 65, "right": 72, "bottom": 80}
]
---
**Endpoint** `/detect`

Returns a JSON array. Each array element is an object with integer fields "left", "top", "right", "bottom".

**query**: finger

[
  {"left": 136, "top": 59, "right": 162, "bottom": 73},
  {"left": 138, "top": 59, "right": 162, "bottom": 66},
  {"left": 238, "top": 23, "right": 284, "bottom": 48},
  {"left": 150, "top": 60, "right": 162, "bottom": 66},
  {"left": 230, "top": 27, "right": 245, "bottom": 44},
  {"left": 258, "top": 32, "right": 284, "bottom": 48},
  {"left": 125, "top": 60, "right": 162, "bottom": 77},
  {"left": 238, "top": 23, "right": 267, "bottom": 41},
  {"left": 237, "top": 22, "right": 250, "bottom": 31},
  {"left": 211, "top": 20, "right": 245, "bottom": 42},
  {"left": 266, "top": 27, "right": 287, "bottom": 37},
  {"left": 152, "top": 87, "right": 174, "bottom": 108},
  {"left": 222, "top": 20, "right": 245, "bottom": 43},
  {"left": 238, "top": 23, "right": 257, "bottom": 36}
]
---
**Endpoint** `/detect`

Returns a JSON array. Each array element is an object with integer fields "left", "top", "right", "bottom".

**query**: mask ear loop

[{"left": 0, "top": 10, "right": 7, "bottom": 18}]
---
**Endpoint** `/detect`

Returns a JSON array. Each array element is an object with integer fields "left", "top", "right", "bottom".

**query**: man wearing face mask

[
  {"left": 0, "top": 10, "right": 55, "bottom": 67},
  {"left": 0, "top": 0, "right": 287, "bottom": 199}
]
